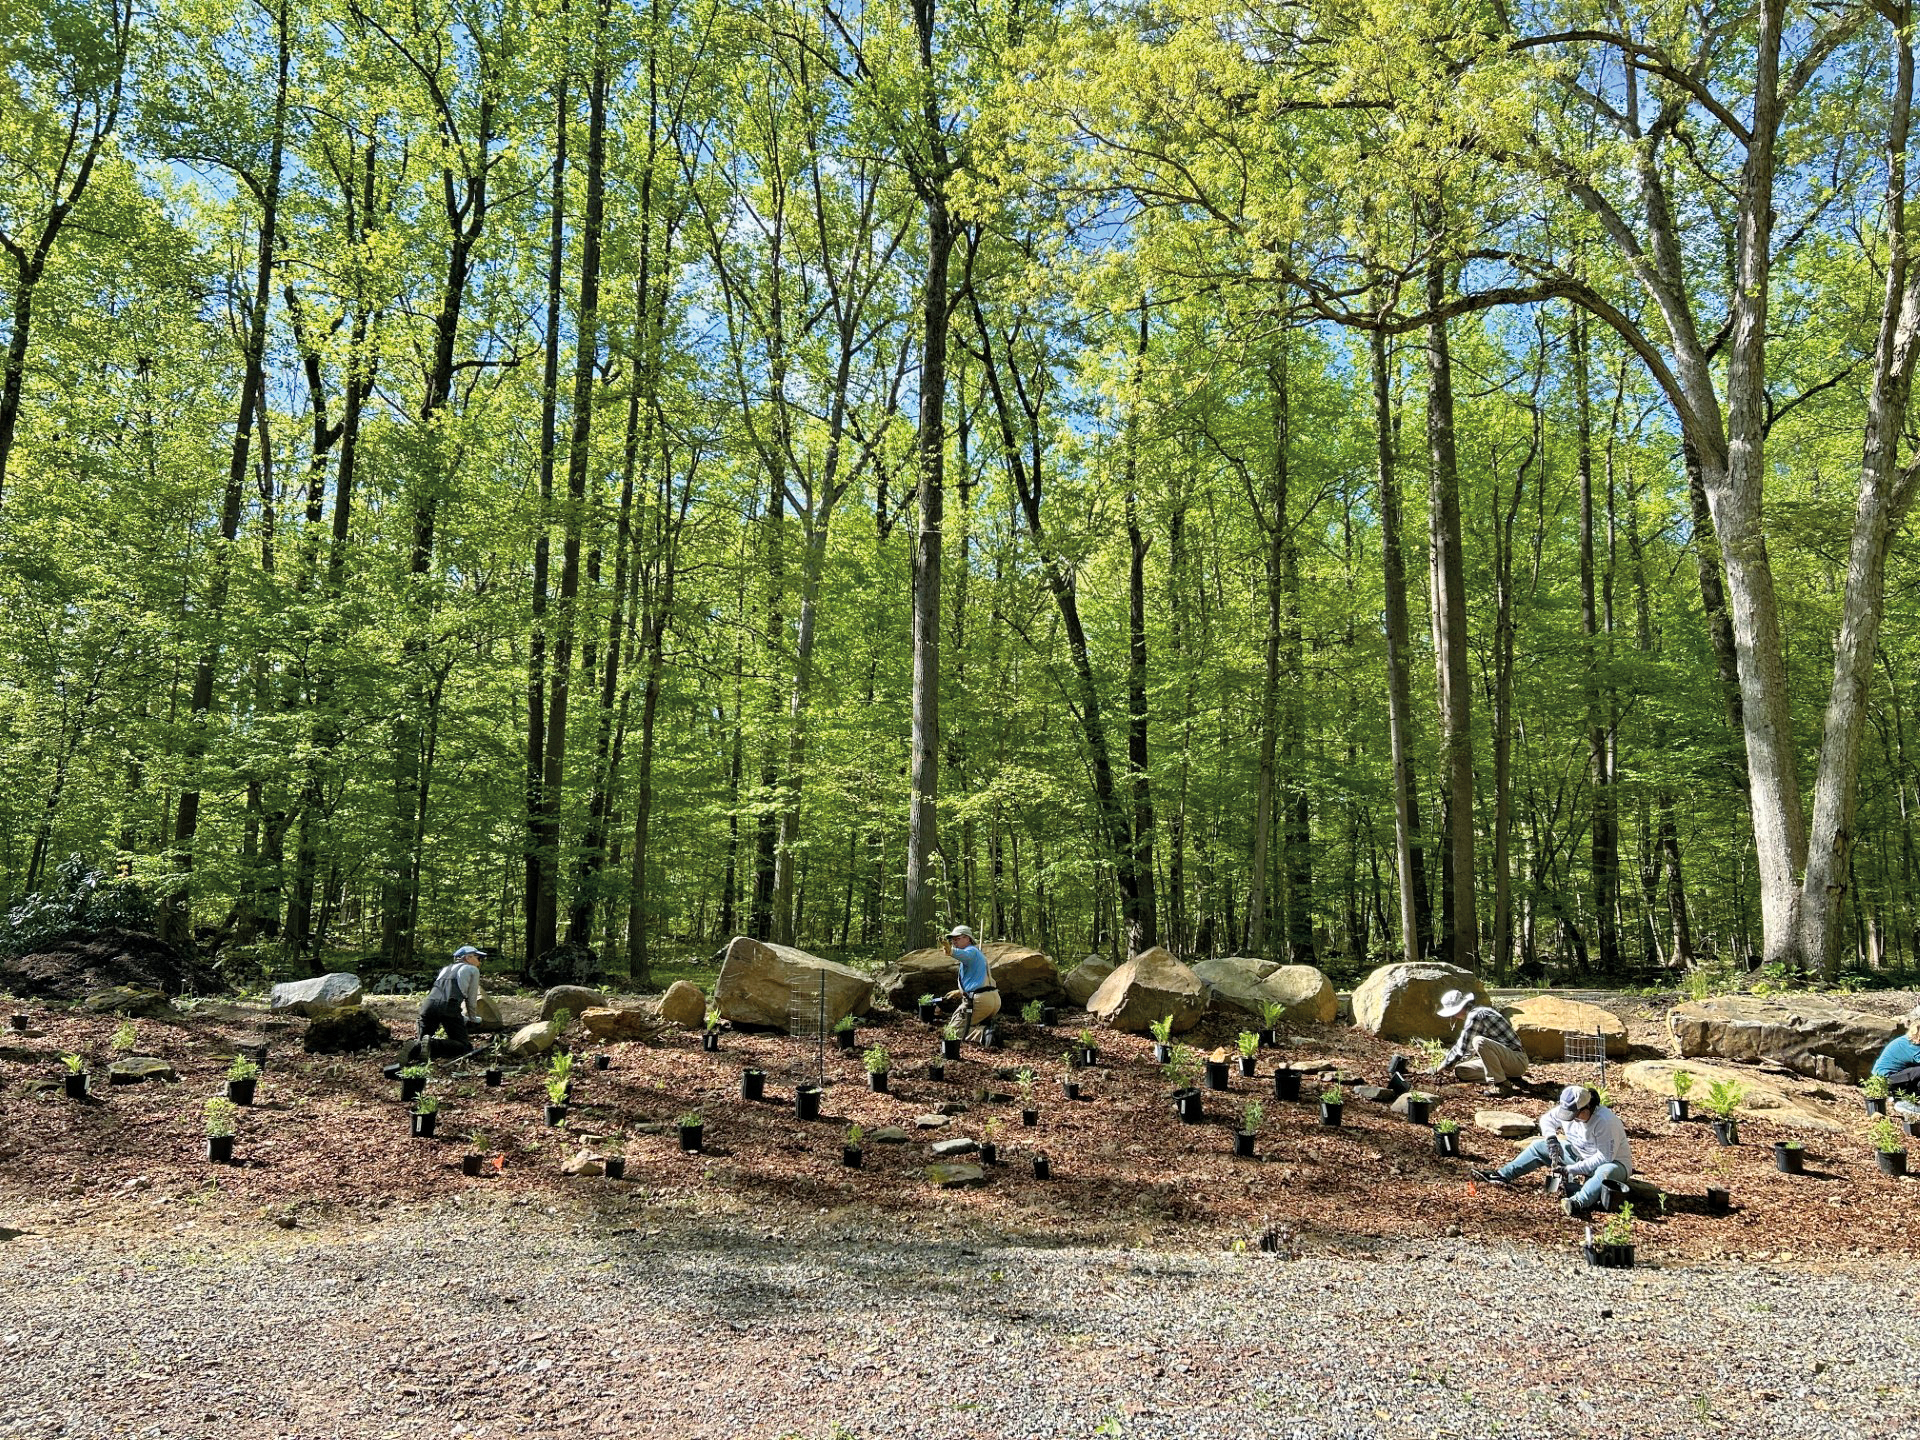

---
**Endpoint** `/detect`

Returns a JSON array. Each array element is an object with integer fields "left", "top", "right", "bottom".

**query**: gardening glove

[{"left": 945, "top": 989, "right": 965, "bottom": 1005}]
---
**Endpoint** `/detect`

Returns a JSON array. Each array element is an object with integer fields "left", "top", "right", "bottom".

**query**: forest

[{"left": 3, "top": 0, "right": 1918, "bottom": 986}]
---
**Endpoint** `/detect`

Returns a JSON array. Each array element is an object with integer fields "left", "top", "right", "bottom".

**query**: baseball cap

[
  {"left": 1560, "top": 1085, "right": 1596, "bottom": 1111},
  {"left": 453, "top": 945, "right": 487, "bottom": 960}
]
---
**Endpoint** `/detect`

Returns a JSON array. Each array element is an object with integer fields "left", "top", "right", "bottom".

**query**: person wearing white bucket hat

[{"left": 1427, "top": 988, "right": 1528, "bottom": 1094}]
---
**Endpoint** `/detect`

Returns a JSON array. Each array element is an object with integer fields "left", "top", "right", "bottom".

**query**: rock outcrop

[
  {"left": 1350, "top": 962, "right": 1488, "bottom": 1041},
  {"left": 1087, "top": 948, "right": 1206, "bottom": 1033},
  {"left": 1508, "top": 995, "right": 1629, "bottom": 1060},
  {"left": 712, "top": 937, "right": 873, "bottom": 1031},
  {"left": 1667, "top": 995, "right": 1900, "bottom": 1083}
]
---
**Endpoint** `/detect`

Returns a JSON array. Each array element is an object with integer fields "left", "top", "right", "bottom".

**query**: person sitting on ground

[
  {"left": 1473, "top": 1084, "right": 1634, "bottom": 1219},
  {"left": 407, "top": 945, "right": 491, "bottom": 1064},
  {"left": 1426, "top": 990, "right": 1529, "bottom": 1094},
  {"left": 1870, "top": 1011, "right": 1920, "bottom": 1093},
  {"left": 940, "top": 925, "right": 1000, "bottom": 1042}
]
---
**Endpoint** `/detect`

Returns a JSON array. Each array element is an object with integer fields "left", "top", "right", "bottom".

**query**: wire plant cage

[
  {"left": 1562, "top": 1026, "right": 1609, "bottom": 1082},
  {"left": 786, "top": 968, "right": 830, "bottom": 1093}
]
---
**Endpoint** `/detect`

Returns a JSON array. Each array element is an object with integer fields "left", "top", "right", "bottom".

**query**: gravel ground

[{"left": 1, "top": 1193, "right": 1913, "bottom": 1440}]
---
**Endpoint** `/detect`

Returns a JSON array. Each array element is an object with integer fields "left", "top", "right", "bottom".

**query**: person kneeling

[{"left": 1474, "top": 1084, "right": 1634, "bottom": 1219}]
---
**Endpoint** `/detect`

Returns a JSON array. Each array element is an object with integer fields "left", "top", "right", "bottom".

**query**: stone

[
  {"left": 711, "top": 936, "right": 872, "bottom": 1031},
  {"left": 1063, "top": 956, "right": 1116, "bottom": 1006},
  {"left": 1194, "top": 959, "right": 1336, "bottom": 1026},
  {"left": 868, "top": 1126, "right": 912, "bottom": 1145},
  {"left": 1087, "top": 948, "right": 1206, "bottom": 1034},
  {"left": 929, "top": 1137, "right": 978, "bottom": 1157},
  {"left": 926, "top": 1162, "right": 986, "bottom": 1188},
  {"left": 914, "top": 1113, "right": 951, "bottom": 1129},
  {"left": 107, "top": 1057, "right": 175, "bottom": 1084},
  {"left": 1475, "top": 1109, "right": 1537, "bottom": 1139},
  {"left": 269, "top": 972, "right": 364, "bottom": 1017},
  {"left": 1509, "top": 995, "right": 1630, "bottom": 1060},
  {"left": 562, "top": 1149, "right": 605, "bottom": 1178},
  {"left": 507, "top": 1020, "right": 561, "bottom": 1059},
  {"left": 1350, "top": 962, "right": 1488, "bottom": 1041},
  {"left": 1667, "top": 995, "right": 1900, "bottom": 1084},
  {"left": 368, "top": 973, "right": 418, "bottom": 995},
  {"left": 873, "top": 941, "right": 1063, "bottom": 1009},
  {"left": 1351, "top": 1085, "right": 1389, "bottom": 1104},
  {"left": 81, "top": 987, "right": 170, "bottom": 1016},
  {"left": 1263, "top": 966, "right": 1338, "bottom": 1026},
  {"left": 579, "top": 1006, "right": 658, "bottom": 1042},
  {"left": 1622, "top": 1058, "right": 1845, "bottom": 1133},
  {"left": 659, "top": 980, "right": 707, "bottom": 1030},
  {"left": 302, "top": 1006, "right": 390, "bottom": 1053},
  {"left": 530, "top": 941, "right": 602, "bottom": 990},
  {"left": 541, "top": 986, "right": 604, "bottom": 1024},
  {"left": 469, "top": 996, "right": 505, "bottom": 1033}
]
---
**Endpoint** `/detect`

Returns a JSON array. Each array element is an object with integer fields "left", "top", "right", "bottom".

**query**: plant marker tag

[
  {"left": 1467, "top": 1179, "right": 1477, "bottom": 1197},
  {"left": 491, "top": 1154, "right": 506, "bottom": 1173}
]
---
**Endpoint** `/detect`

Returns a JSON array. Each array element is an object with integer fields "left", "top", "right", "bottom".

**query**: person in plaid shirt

[{"left": 1427, "top": 989, "right": 1529, "bottom": 1093}]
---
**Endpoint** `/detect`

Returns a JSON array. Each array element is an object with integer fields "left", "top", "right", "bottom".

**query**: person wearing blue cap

[
  {"left": 409, "top": 945, "right": 490, "bottom": 1063},
  {"left": 1472, "top": 1084, "right": 1634, "bottom": 1219}
]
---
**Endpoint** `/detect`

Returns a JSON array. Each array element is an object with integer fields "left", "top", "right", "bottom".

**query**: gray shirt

[{"left": 427, "top": 962, "right": 482, "bottom": 1018}]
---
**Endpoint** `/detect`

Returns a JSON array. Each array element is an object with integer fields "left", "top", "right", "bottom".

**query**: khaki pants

[
  {"left": 952, "top": 987, "right": 1001, "bottom": 1038},
  {"left": 1454, "top": 1036, "right": 1528, "bottom": 1084}
]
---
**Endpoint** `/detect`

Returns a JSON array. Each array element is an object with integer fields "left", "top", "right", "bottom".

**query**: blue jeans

[{"left": 1497, "top": 1138, "right": 1628, "bottom": 1209}]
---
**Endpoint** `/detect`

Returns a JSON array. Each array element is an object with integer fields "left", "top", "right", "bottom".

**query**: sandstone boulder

[
  {"left": 507, "top": 1020, "right": 561, "bottom": 1059},
  {"left": 562, "top": 1148, "right": 606, "bottom": 1178},
  {"left": 1063, "top": 956, "right": 1115, "bottom": 1006},
  {"left": 469, "top": 996, "right": 505, "bottom": 1033},
  {"left": 108, "top": 1057, "right": 176, "bottom": 1084},
  {"left": 1667, "top": 994, "right": 1900, "bottom": 1084},
  {"left": 1262, "top": 965, "right": 1338, "bottom": 1026},
  {"left": 1087, "top": 948, "right": 1206, "bottom": 1034},
  {"left": 1351, "top": 962, "right": 1487, "bottom": 1041},
  {"left": 1622, "top": 1058, "right": 1845, "bottom": 1132},
  {"left": 1475, "top": 1109, "right": 1537, "bottom": 1139},
  {"left": 580, "top": 1006, "right": 660, "bottom": 1043},
  {"left": 302, "top": 1006, "right": 390, "bottom": 1053},
  {"left": 1509, "top": 995, "right": 1629, "bottom": 1060},
  {"left": 873, "top": 942, "right": 1063, "bottom": 1009},
  {"left": 712, "top": 936, "right": 872, "bottom": 1031},
  {"left": 1192, "top": 958, "right": 1279, "bottom": 1013},
  {"left": 658, "top": 980, "right": 707, "bottom": 1030},
  {"left": 270, "top": 972, "right": 364, "bottom": 1017},
  {"left": 541, "top": 986, "right": 603, "bottom": 1024},
  {"left": 82, "top": 987, "right": 170, "bottom": 1016}
]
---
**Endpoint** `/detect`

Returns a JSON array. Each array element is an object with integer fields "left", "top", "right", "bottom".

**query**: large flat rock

[
  {"left": 269, "top": 972, "right": 363, "bottom": 1017},
  {"left": 1623, "top": 1059, "right": 1845, "bottom": 1133},
  {"left": 1351, "top": 962, "right": 1486, "bottom": 1041},
  {"left": 1668, "top": 995, "right": 1900, "bottom": 1084},
  {"left": 1195, "top": 960, "right": 1337, "bottom": 1026},
  {"left": 714, "top": 937, "right": 873, "bottom": 1031},
  {"left": 1088, "top": 948, "right": 1206, "bottom": 1034},
  {"left": 1509, "top": 995, "right": 1628, "bottom": 1060},
  {"left": 873, "top": 942, "right": 1062, "bottom": 1009}
]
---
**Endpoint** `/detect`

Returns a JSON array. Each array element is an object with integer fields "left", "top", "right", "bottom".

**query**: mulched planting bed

[{"left": 3, "top": 991, "right": 1916, "bottom": 1263}]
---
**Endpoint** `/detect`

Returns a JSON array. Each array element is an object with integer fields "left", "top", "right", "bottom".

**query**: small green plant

[
  {"left": 1864, "top": 1074, "right": 1891, "bottom": 1099},
  {"left": 1434, "top": 1117, "right": 1460, "bottom": 1134},
  {"left": 1061, "top": 1048, "right": 1077, "bottom": 1074},
  {"left": 846, "top": 1123, "right": 864, "bottom": 1147},
  {"left": 61, "top": 1052, "right": 84, "bottom": 1074},
  {"left": 1149, "top": 1014, "right": 1176, "bottom": 1045},
  {"left": 863, "top": 1044, "right": 890, "bottom": 1074},
  {"left": 415, "top": 1095, "right": 440, "bottom": 1115},
  {"left": 1163, "top": 1045, "right": 1197, "bottom": 1089},
  {"left": 1320, "top": 1084, "right": 1344, "bottom": 1105},
  {"left": 944, "top": 1015, "right": 964, "bottom": 1041},
  {"left": 468, "top": 1130, "right": 491, "bottom": 1153},
  {"left": 1016, "top": 1068, "right": 1035, "bottom": 1104},
  {"left": 227, "top": 1056, "right": 260, "bottom": 1083},
  {"left": 1703, "top": 1078, "right": 1745, "bottom": 1120},
  {"left": 1021, "top": 999, "right": 1044, "bottom": 1024},
  {"left": 1870, "top": 1117, "right": 1904, "bottom": 1154},
  {"left": 1411, "top": 1037, "right": 1446, "bottom": 1069},
  {"left": 1260, "top": 1000, "right": 1287, "bottom": 1031},
  {"left": 678, "top": 1110, "right": 703, "bottom": 1129},
  {"left": 1236, "top": 1031, "right": 1260, "bottom": 1060},
  {"left": 1077, "top": 1028, "right": 1095, "bottom": 1049},
  {"left": 551, "top": 1008, "right": 572, "bottom": 1032},
  {"left": 544, "top": 1053, "right": 571, "bottom": 1105},
  {"left": 918, "top": 992, "right": 939, "bottom": 1007},
  {"left": 1672, "top": 1069, "right": 1695, "bottom": 1100},
  {"left": 204, "top": 1097, "right": 239, "bottom": 1138},
  {"left": 1781, "top": 1139, "right": 1803, "bottom": 1151},
  {"left": 834, "top": 1013, "right": 856, "bottom": 1034},
  {"left": 984, "top": 1115, "right": 1004, "bottom": 1140},
  {"left": 704, "top": 1005, "right": 722, "bottom": 1030},
  {"left": 1596, "top": 1201, "right": 1633, "bottom": 1246},
  {"left": 400, "top": 1063, "right": 429, "bottom": 1081},
  {"left": 1407, "top": 1090, "right": 1435, "bottom": 1105},
  {"left": 1240, "top": 1100, "right": 1265, "bottom": 1134},
  {"left": 111, "top": 1020, "right": 138, "bottom": 1053}
]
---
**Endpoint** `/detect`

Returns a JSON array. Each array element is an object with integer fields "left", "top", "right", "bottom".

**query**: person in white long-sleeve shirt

[{"left": 1473, "top": 1085, "right": 1634, "bottom": 1218}]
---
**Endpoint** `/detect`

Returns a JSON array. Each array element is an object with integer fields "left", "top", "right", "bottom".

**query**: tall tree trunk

[{"left": 1574, "top": 312, "right": 1620, "bottom": 972}]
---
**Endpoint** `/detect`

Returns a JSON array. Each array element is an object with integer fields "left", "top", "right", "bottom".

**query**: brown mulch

[{"left": 2, "top": 991, "right": 1916, "bottom": 1264}]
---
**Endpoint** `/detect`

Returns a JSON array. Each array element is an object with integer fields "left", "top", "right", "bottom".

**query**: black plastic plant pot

[
  {"left": 1906, "top": 1116, "right": 1920, "bottom": 1139},
  {"left": 1263, "top": 1028, "right": 1284, "bottom": 1049},
  {"left": 869, "top": 1070, "right": 890, "bottom": 1093},
  {"left": 1405, "top": 1098, "right": 1432, "bottom": 1126},
  {"left": 1040, "top": 1007, "right": 1059, "bottom": 1026},
  {"left": 1173, "top": 1088, "right": 1203, "bottom": 1123},
  {"left": 1032, "top": 1155, "right": 1051, "bottom": 1179},
  {"left": 701, "top": 1030, "right": 721, "bottom": 1053},
  {"left": 1584, "top": 1242, "right": 1634, "bottom": 1270},
  {"left": 1152, "top": 1043, "right": 1172, "bottom": 1065},
  {"left": 545, "top": 1103, "right": 569, "bottom": 1126},
  {"left": 1237, "top": 1056, "right": 1258, "bottom": 1078},
  {"left": 1668, "top": 1099, "right": 1689, "bottom": 1122},
  {"left": 929, "top": 1063, "right": 946, "bottom": 1082},
  {"left": 796, "top": 1086, "right": 823, "bottom": 1120},
  {"left": 206, "top": 1136, "right": 234, "bottom": 1164},
  {"left": 1705, "top": 1186, "right": 1730, "bottom": 1213},
  {"left": 1712, "top": 1120, "right": 1740, "bottom": 1147},
  {"left": 227, "top": 1078, "right": 257, "bottom": 1106},
  {"left": 411, "top": 1111, "right": 438, "bottom": 1138},
  {"left": 1320, "top": 1102, "right": 1344, "bottom": 1127},
  {"left": 842, "top": 1145, "right": 863, "bottom": 1169},
  {"left": 742, "top": 1069, "right": 766, "bottom": 1101},
  {"left": 679, "top": 1123, "right": 705, "bottom": 1153},
  {"left": 1866, "top": 1096, "right": 1889, "bottom": 1116},
  {"left": 1774, "top": 1143, "right": 1805, "bottom": 1174},
  {"left": 1079, "top": 1046, "right": 1099, "bottom": 1068},
  {"left": 1433, "top": 1128, "right": 1460, "bottom": 1157},
  {"left": 485, "top": 1068, "right": 503, "bottom": 1088},
  {"left": 919, "top": 1002, "right": 940, "bottom": 1024},
  {"left": 1233, "top": 1132, "right": 1256, "bottom": 1159},
  {"left": 834, "top": 1029, "right": 857, "bottom": 1052},
  {"left": 64, "top": 1073, "right": 87, "bottom": 1100},
  {"left": 594, "top": 1054, "right": 610, "bottom": 1071},
  {"left": 605, "top": 1156, "right": 626, "bottom": 1180},
  {"left": 1203, "top": 1060, "right": 1230, "bottom": 1091},
  {"left": 1272, "top": 1070, "right": 1301, "bottom": 1102},
  {"left": 1062, "top": 1080, "right": 1081, "bottom": 1100},
  {"left": 401, "top": 1077, "right": 425, "bottom": 1103},
  {"left": 980, "top": 1142, "right": 998, "bottom": 1165},
  {"left": 1021, "top": 1108, "right": 1038, "bottom": 1127},
  {"left": 461, "top": 1153, "right": 485, "bottom": 1177},
  {"left": 8, "top": 1014, "right": 27, "bottom": 1032},
  {"left": 1877, "top": 1148, "right": 1908, "bottom": 1177},
  {"left": 941, "top": 1038, "right": 962, "bottom": 1061}
]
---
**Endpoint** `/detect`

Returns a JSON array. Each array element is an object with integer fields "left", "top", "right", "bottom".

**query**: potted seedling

[
  {"left": 604, "top": 1138, "right": 627, "bottom": 1181},
  {"left": 1235, "top": 1031, "right": 1260, "bottom": 1078},
  {"left": 463, "top": 1131, "right": 491, "bottom": 1177},
  {"left": 981, "top": 1116, "right": 1004, "bottom": 1166},
  {"left": 1260, "top": 1000, "right": 1288, "bottom": 1048},
  {"left": 226, "top": 1055, "right": 260, "bottom": 1106},
  {"left": 1040, "top": 1004, "right": 1059, "bottom": 1026},
  {"left": 941, "top": 1018, "right": 964, "bottom": 1062},
  {"left": 8, "top": 1013, "right": 27, "bottom": 1032},
  {"left": 484, "top": 1064, "right": 503, "bottom": 1088},
  {"left": 1021, "top": 1000, "right": 1045, "bottom": 1025},
  {"left": 1668, "top": 1069, "right": 1693, "bottom": 1122},
  {"left": 593, "top": 1052, "right": 611, "bottom": 1071},
  {"left": 1203, "top": 1048, "right": 1231, "bottom": 1091},
  {"left": 843, "top": 1124, "right": 864, "bottom": 1169},
  {"left": 1773, "top": 1139, "right": 1806, "bottom": 1174},
  {"left": 1076, "top": 1029, "right": 1099, "bottom": 1067},
  {"left": 702, "top": 1006, "right": 723, "bottom": 1052},
  {"left": 1149, "top": 1014, "right": 1176, "bottom": 1065},
  {"left": 1433, "top": 1117, "right": 1461, "bottom": 1156},
  {"left": 411, "top": 1095, "right": 440, "bottom": 1138},
  {"left": 678, "top": 1110, "right": 705, "bottom": 1153},
  {"left": 795, "top": 1083, "right": 823, "bottom": 1120},
  {"left": 1404, "top": 1091, "right": 1434, "bottom": 1126},
  {"left": 864, "top": 1044, "right": 892, "bottom": 1093},
  {"left": 918, "top": 993, "right": 941, "bottom": 1025},
  {"left": 1234, "top": 1101, "right": 1264, "bottom": 1159},
  {"left": 400, "top": 1063, "right": 429, "bottom": 1104},
  {"left": 544, "top": 1063, "right": 571, "bottom": 1127},
  {"left": 1871, "top": 1116, "right": 1908, "bottom": 1176},
  {"left": 1060, "top": 1050, "right": 1081, "bottom": 1101},
  {"left": 1704, "top": 1078, "right": 1744, "bottom": 1145},
  {"left": 1584, "top": 1202, "right": 1635, "bottom": 1269},
  {"left": 1017, "top": 1068, "right": 1038, "bottom": 1125},
  {"left": 1031, "top": 1152, "right": 1052, "bottom": 1180},
  {"left": 204, "top": 1097, "right": 238, "bottom": 1164},
  {"left": 60, "top": 1053, "right": 88, "bottom": 1099},
  {"left": 1271, "top": 1065, "right": 1302, "bottom": 1102},
  {"left": 1319, "top": 1084, "right": 1345, "bottom": 1127},
  {"left": 929, "top": 1052, "right": 947, "bottom": 1081},
  {"left": 1166, "top": 1047, "right": 1203, "bottom": 1122},
  {"left": 1863, "top": 1075, "right": 1891, "bottom": 1116},
  {"left": 834, "top": 1014, "right": 859, "bottom": 1052},
  {"left": 741, "top": 1067, "right": 767, "bottom": 1101}
]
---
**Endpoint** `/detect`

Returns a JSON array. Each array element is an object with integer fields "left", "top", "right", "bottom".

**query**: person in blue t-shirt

[
  {"left": 940, "top": 925, "right": 1000, "bottom": 1042},
  {"left": 1870, "top": 1014, "right": 1920, "bottom": 1090}
]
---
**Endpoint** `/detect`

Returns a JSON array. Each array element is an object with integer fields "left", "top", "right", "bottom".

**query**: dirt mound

[{"left": 0, "top": 929, "right": 225, "bottom": 1001}]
